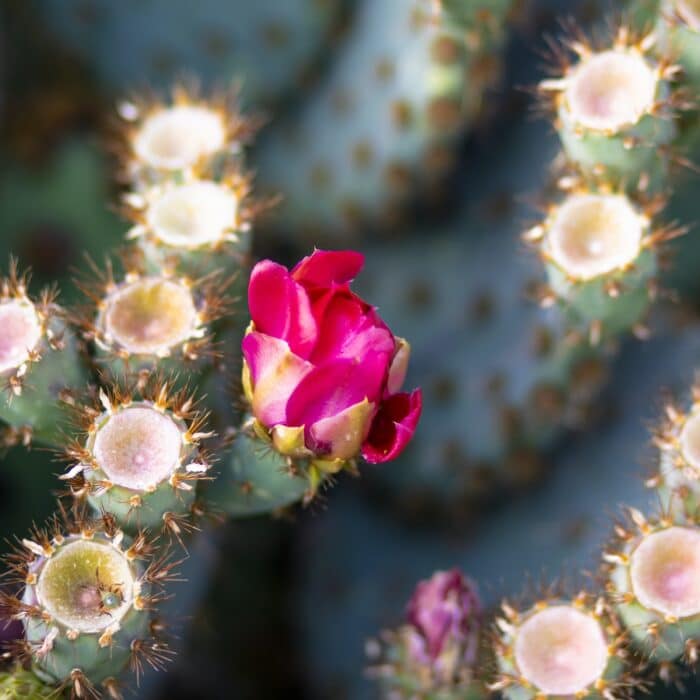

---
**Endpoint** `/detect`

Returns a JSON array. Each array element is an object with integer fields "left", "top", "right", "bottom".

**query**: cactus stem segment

[
  {"left": 62, "top": 377, "right": 212, "bottom": 533},
  {"left": 92, "top": 407, "right": 184, "bottom": 491},
  {"left": 77, "top": 260, "right": 232, "bottom": 369},
  {"left": 606, "top": 513, "right": 700, "bottom": 661}
]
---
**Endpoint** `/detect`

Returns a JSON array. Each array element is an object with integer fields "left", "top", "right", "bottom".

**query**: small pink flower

[
  {"left": 406, "top": 570, "right": 481, "bottom": 679},
  {"left": 242, "top": 249, "right": 421, "bottom": 464}
]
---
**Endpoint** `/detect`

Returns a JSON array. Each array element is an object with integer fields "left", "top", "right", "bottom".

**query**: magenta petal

[
  {"left": 310, "top": 289, "right": 394, "bottom": 365},
  {"left": 242, "top": 332, "right": 313, "bottom": 426},
  {"left": 291, "top": 249, "right": 364, "bottom": 288},
  {"left": 362, "top": 389, "right": 422, "bottom": 464},
  {"left": 286, "top": 353, "right": 388, "bottom": 431},
  {"left": 248, "top": 260, "right": 318, "bottom": 357}
]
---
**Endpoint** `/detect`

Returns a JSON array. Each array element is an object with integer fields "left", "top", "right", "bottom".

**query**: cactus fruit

[
  {"left": 524, "top": 186, "right": 681, "bottom": 340},
  {"left": 254, "top": 0, "right": 514, "bottom": 240},
  {"left": 114, "top": 87, "right": 256, "bottom": 189},
  {"left": 491, "top": 594, "right": 632, "bottom": 700},
  {"left": 75, "top": 258, "right": 232, "bottom": 377},
  {"left": 657, "top": 1, "right": 700, "bottom": 87},
  {"left": 539, "top": 26, "right": 679, "bottom": 188},
  {"left": 2, "top": 511, "right": 174, "bottom": 696},
  {"left": 605, "top": 510, "right": 700, "bottom": 662},
  {"left": 649, "top": 382, "right": 700, "bottom": 514},
  {"left": 60, "top": 378, "right": 212, "bottom": 535},
  {"left": 121, "top": 174, "right": 253, "bottom": 279},
  {"left": 39, "top": 0, "right": 343, "bottom": 107},
  {"left": 0, "top": 262, "right": 85, "bottom": 447}
]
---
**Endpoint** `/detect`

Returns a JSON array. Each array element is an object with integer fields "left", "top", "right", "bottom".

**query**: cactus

[
  {"left": 539, "top": 25, "right": 679, "bottom": 189},
  {"left": 37, "top": 0, "right": 344, "bottom": 107},
  {"left": 254, "top": 0, "right": 514, "bottom": 241},
  {"left": 604, "top": 510, "right": 700, "bottom": 662},
  {"left": 0, "top": 262, "right": 86, "bottom": 446},
  {"left": 11, "top": 0, "right": 700, "bottom": 697},
  {"left": 491, "top": 594, "right": 631, "bottom": 700},
  {"left": 298, "top": 317, "right": 700, "bottom": 698},
  {"left": 1, "top": 510, "right": 174, "bottom": 697},
  {"left": 74, "top": 257, "right": 232, "bottom": 378},
  {"left": 367, "top": 569, "right": 486, "bottom": 700},
  {"left": 60, "top": 377, "right": 212, "bottom": 535}
]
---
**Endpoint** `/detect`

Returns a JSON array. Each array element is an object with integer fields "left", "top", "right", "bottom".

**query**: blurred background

[{"left": 0, "top": 0, "right": 698, "bottom": 698}]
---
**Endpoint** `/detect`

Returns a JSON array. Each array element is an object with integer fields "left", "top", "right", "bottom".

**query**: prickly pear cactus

[
  {"left": 255, "top": 0, "right": 515, "bottom": 241},
  {"left": 38, "top": 0, "right": 344, "bottom": 107},
  {"left": 7, "top": 0, "right": 700, "bottom": 698}
]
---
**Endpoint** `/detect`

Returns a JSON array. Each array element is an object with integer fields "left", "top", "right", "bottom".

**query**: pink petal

[
  {"left": 291, "top": 249, "right": 364, "bottom": 289},
  {"left": 286, "top": 353, "right": 389, "bottom": 432},
  {"left": 309, "top": 288, "right": 394, "bottom": 365},
  {"left": 242, "top": 332, "right": 313, "bottom": 426},
  {"left": 362, "top": 389, "right": 422, "bottom": 464},
  {"left": 248, "top": 260, "right": 318, "bottom": 357},
  {"left": 308, "top": 399, "right": 375, "bottom": 460}
]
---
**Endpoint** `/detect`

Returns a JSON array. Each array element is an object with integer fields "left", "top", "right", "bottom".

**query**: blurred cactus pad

[{"left": 5, "top": 0, "right": 700, "bottom": 699}]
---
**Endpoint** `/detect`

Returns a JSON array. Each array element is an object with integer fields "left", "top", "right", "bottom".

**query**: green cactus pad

[
  {"left": 79, "top": 268, "right": 228, "bottom": 379},
  {"left": 39, "top": 0, "right": 344, "bottom": 108},
  {"left": 255, "top": 0, "right": 513, "bottom": 240},
  {"left": 0, "top": 287, "right": 87, "bottom": 447},
  {"left": 203, "top": 428, "right": 309, "bottom": 518},
  {"left": 657, "top": 1, "right": 700, "bottom": 87}
]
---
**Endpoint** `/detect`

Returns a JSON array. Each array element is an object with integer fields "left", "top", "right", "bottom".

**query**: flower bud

[
  {"left": 241, "top": 249, "right": 422, "bottom": 473},
  {"left": 405, "top": 570, "right": 481, "bottom": 682}
]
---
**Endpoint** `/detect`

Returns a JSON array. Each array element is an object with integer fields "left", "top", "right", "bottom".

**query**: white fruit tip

[
  {"left": 513, "top": 605, "right": 609, "bottom": 695},
  {"left": 102, "top": 277, "right": 198, "bottom": 356},
  {"left": 134, "top": 106, "right": 226, "bottom": 171},
  {"left": 93, "top": 405, "right": 184, "bottom": 490},
  {"left": 565, "top": 50, "right": 657, "bottom": 131},
  {"left": 0, "top": 300, "right": 42, "bottom": 374},
  {"left": 546, "top": 193, "right": 644, "bottom": 280},
  {"left": 630, "top": 526, "right": 700, "bottom": 619},
  {"left": 147, "top": 181, "right": 238, "bottom": 249}
]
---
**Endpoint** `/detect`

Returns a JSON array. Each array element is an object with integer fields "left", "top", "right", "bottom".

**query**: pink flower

[
  {"left": 406, "top": 570, "right": 481, "bottom": 678},
  {"left": 242, "top": 249, "right": 421, "bottom": 464}
]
